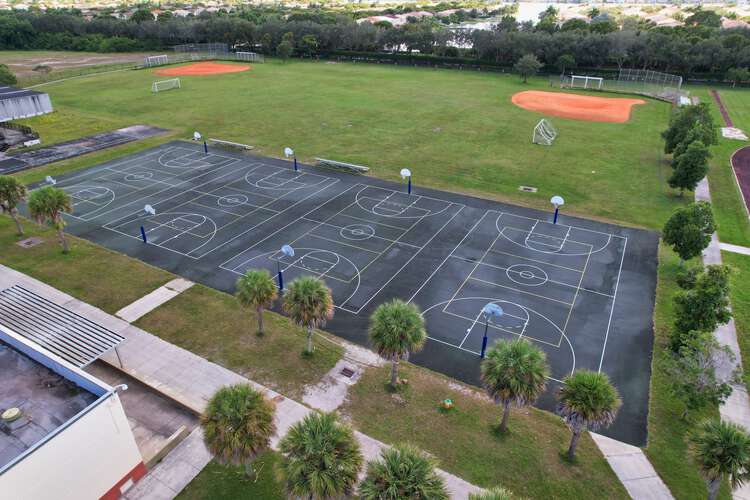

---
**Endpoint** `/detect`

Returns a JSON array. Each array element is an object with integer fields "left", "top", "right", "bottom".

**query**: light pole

[
  {"left": 400, "top": 168, "right": 412, "bottom": 195},
  {"left": 277, "top": 244, "right": 294, "bottom": 291},
  {"left": 284, "top": 147, "right": 298, "bottom": 172},
  {"left": 550, "top": 195, "right": 565, "bottom": 224},
  {"left": 480, "top": 303, "right": 504, "bottom": 358}
]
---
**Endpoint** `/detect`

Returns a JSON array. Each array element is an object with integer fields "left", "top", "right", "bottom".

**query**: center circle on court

[
  {"left": 125, "top": 171, "right": 154, "bottom": 182},
  {"left": 340, "top": 224, "right": 375, "bottom": 241},
  {"left": 218, "top": 194, "right": 249, "bottom": 207},
  {"left": 506, "top": 264, "right": 548, "bottom": 286}
]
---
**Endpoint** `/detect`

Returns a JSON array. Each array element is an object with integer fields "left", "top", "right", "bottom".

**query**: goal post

[
  {"left": 570, "top": 75, "right": 603, "bottom": 90},
  {"left": 236, "top": 51, "right": 264, "bottom": 63},
  {"left": 145, "top": 54, "right": 169, "bottom": 67},
  {"left": 151, "top": 78, "right": 180, "bottom": 93},
  {"left": 533, "top": 119, "right": 557, "bottom": 146}
]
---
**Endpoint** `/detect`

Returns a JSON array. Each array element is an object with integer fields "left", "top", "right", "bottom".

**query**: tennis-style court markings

[
  {"left": 57, "top": 145, "right": 337, "bottom": 258},
  {"left": 220, "top": 184, "right": 464, "bottom": 313},
  {"left": 411, "top": 210, "right": 627, "bottom": 381}
]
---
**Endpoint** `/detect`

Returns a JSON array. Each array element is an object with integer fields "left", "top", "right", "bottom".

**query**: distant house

[{"left": 722, "top": 18, "right": 750, "bottom": 29}]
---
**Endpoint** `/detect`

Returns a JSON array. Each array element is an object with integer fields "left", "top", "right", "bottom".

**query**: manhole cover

[
  {"left": 519, "top": 186, "right": 538, "bottom": 193},
  {"left": 16, "top": 237, "right": 43, "bottom": 248},
  {"left": 340, "top": 367, "right": 356, "bottom": 378}
]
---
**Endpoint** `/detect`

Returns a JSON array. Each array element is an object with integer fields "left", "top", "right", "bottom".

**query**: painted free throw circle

[
  {"left": 218, "top": 194, "right": 249, "bottom": 207},
  {"left": 125, "top": 171, "right": 154, "bottom": 182},
  {"left": 506, "top": 264, "right": 548, "bottom": 286},
  {"left": 340, "top": 224, "right": 375, "bottom": 241}
]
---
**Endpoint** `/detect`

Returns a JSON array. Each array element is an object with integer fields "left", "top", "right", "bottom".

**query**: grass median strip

[
  {"left": 134, "top": 284, "right": 343, "bottom": 400},
  {"left": 723, "top": 250, "right": 750, "bottom": 395},
  {"left": 339, "top": 362, "right": 627, "bottom": 499}
]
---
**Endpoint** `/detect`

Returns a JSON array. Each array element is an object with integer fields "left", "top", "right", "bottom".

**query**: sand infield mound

[
  {"left": 511, "top": 90, "right": 645, "bottom": 123},
  {"left": 154, "top": 61, "right": 251, "bottom": 76}
]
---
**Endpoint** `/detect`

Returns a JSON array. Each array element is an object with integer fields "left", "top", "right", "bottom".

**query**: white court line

[
  {"left": 425, "top": 336, "right": 565, "bottom": 384},
  {"left": 102, "top": 160, "right": 245, "bottom": 227},
  {"left": 458, "top": 308, "right": 484, "bottom": 348},
  {"left": 488, "top": 248, "right": 584, "bottom": 273},
  {"left": 444, "top": 309, "right": 554, "bottom": 348},
  {"left": 561, "top": 245, "right": 592, "bottom": 335},
  {"left": 468, "top": 276, "right": 575, "bottom": 307},
  {"left": 504, "top": 211, "right": 627, "bottom": 240},
  {"left": 450, "top": 255, "right": 615, "bottom": 299},
  {"left": 598, "top": 237, "right": 628, "bottom": 372},
  {"left": 407, "top": 210, "right": 494, "bottom": 303},
  {"left": 350, "top": 204, "right": 463, "bottom": 314},
  {"left": 221, "top": 183, "right": 357, "bottom": 271},
  {"left": 54, "top": 147, "right": 174, "bottom": 185},
  {"left": 301, "top": 217, "right": 422, "bottom": 250}
]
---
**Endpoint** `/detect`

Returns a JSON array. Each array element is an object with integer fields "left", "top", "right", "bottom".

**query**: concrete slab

[
  {"left": 116, "top": 278, "right": 193, "bottom": 323},
  {"left": 721, "top": 242, "right": 750, "bottom": 257}
]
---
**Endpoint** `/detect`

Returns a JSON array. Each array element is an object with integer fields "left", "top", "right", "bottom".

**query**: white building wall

[{"left": 0, "top": 392, "right": 143, "bottom": 500}]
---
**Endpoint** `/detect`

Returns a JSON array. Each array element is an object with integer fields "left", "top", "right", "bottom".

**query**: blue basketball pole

[
  {"left": 203, "top": 140, "right": 208, "bottom": 154},
  {"left": 480, "top": 320, "right": 489, "bottom": 358},
  {"left": 277, "top": 261, "right": 284, "bottom": 291},
  {"left": 140, "top": 225, "right": 147, "bottom": 243},
  {"left": 293, "top": 157, "right": 298, "bottom": 172},
  {"left": 553, "top": 207, "right": 560, "bottom": 224},
  {"left": 407, "top": 177, "right": 412, "bottom": 195}
]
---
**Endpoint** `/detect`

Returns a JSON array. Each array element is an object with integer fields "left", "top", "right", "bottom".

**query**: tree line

[{"left": 2, "top": 7, "right": 750, "bottom": 80}]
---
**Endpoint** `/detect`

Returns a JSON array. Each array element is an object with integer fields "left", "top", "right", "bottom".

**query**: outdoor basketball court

[{"left": 44, "top": 141, "right": 658, "bottom": 445}]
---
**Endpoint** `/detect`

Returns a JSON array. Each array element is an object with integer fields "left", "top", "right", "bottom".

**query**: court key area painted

[{"left": 34, "top": 140, "right": 659, "bottom": 445}]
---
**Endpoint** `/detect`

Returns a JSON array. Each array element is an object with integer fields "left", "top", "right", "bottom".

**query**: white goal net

[
  {"left": 570, "top": 75, "right": 603, "bottom": 90},
  {"left": 151, "top": 78, "right": 180, "bottom": 93},
  {"left": 236, "top": 51, "right": 264, "bottom": 63},
  {"left": 145, "top": 54, "right": 169, "bottom": 67},
  {"left": 533, "top": 119, "right": 557, "bottom": 146}
]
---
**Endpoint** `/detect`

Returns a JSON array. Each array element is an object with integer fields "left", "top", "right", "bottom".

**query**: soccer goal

[
  {"left": 532, "top": 119, "right": 557, "bottom": 146},
  {"left": 236, "top": 51, "right": 264, "bottom": 63},
  {"left": 152, "top": 78, "right": 180, "bottom": 93},
  {"left": 569, "top": 75, "right": 603, "bottom": 90},
  {"left": 145, "top": 54, "right": 169, "bottom": 67}
]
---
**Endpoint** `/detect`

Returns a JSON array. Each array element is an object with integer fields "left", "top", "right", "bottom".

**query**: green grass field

[{"left": 16, "top": 59, "right": 682, "bottom": 230}]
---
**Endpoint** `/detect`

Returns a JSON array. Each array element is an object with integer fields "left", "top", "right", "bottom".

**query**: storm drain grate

[
  {"left": 340, "top": 367, "right": 355, "bottom": 378},
  {"left": 16, "top": 237, "right": 43, "bottom": 248}
]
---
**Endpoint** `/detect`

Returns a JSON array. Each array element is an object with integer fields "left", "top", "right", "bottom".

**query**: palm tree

[
  {"left": 0, "top": 176, "right": 27, "bottom": 236},
  {"left": 201, "top": 384, "right": 276, "bottom": 479},
  {"left": 480, "top": 339, "right": 549, "bottom": 433},
  {"left": 235, "top": 269, "right": 278, "bottom": 336},
  {"left": 279, "top": 412, "right": 363, "bottom": 499},
  {"left": 369, "top": 299, "right": 426, "bottom": 388},
  {"left": 690, "top": 418, "right": 750, "bottom": 500},
  {"left": 282, "top": 276, "right": 334, "bottom": 355},
  {"left": 556, "top": 370, "right": 621, "bottom": 461},
  {"left": 359, "top": 444, "right": 448, "bottom": 500},
  {"left": 27, "top": 186, "right": 72, "bottom": 253},
  {"left": 469, "top": 487, "right": 516, "bottom": 500}
]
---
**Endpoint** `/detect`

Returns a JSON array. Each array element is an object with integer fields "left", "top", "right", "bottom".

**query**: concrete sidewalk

[
  {"left": 0, "top": 265, "right": 482, "bottom": 500},
  {"left": 720, "top": 242, "right": 750, "bottom": 257},
  {"left": 116, "top": 278, "right": 194, "bottom": 323},
  {"left": 590, "top": 433, "right": 673, "bottom": 500}
]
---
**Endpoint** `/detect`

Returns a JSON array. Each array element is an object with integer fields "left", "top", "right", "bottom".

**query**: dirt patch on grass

[
  {"left": 154, "top": 61, "right": 251, "bottom": 76},
  {"left": 511, "top": 90, "right": 645, "bottom": 123}
]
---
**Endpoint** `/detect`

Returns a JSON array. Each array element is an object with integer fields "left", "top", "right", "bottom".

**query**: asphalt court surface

[{"left": 40, "top": 141, "right": 659, "bottom": 445}]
